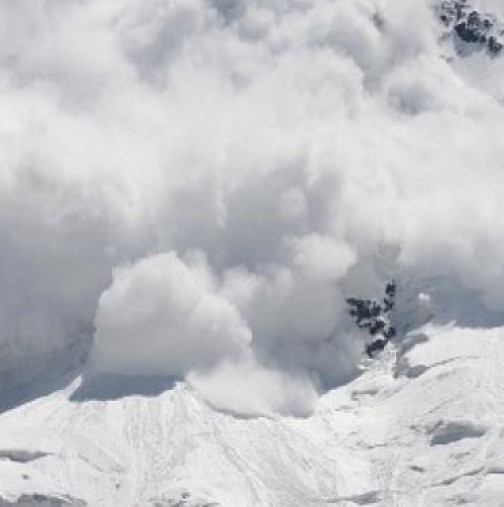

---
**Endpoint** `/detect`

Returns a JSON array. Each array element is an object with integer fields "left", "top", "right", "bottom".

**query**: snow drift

[{"left": 1, "top": 0, "right": 504, "bottom": 414}]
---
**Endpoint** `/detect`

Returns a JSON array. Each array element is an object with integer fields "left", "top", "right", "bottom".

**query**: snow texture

[{"left": 1, "top": 325, "right": 504, "bottom": 506}]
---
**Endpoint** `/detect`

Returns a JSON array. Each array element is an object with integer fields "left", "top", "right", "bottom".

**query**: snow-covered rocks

[{"left": 438, "top": 0, "right": 504, "bottom": 55}]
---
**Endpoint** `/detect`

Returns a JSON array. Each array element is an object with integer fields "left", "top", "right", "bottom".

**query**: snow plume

[
  {"left": 92, "top": 252, "right": 252, "bottom": 377},
  {"left": 1, "top": 0, "right": 504, "bottom": 414}
]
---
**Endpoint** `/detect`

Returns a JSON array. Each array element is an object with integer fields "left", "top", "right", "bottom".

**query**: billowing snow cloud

[
  {"left": 188, "top": 355, "right": 319, "bottom": 417},
  {"left": 1, "top": 0, "right": 504, "bottom": 414},
  {"left": 92, "top": 252, "right": 251, "bottom": 376}
]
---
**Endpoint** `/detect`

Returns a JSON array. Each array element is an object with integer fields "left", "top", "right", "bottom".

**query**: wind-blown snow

[
  {"left": 92, "top": 252, "right": 252, "bottom": 377},
  {"left": 1, "top": 0, "right": 504, "bottom": 415}
]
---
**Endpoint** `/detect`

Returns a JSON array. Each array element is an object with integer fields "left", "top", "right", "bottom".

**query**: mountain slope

[{"left": 1, "top": 324, "right": 503, "bottom": 507}]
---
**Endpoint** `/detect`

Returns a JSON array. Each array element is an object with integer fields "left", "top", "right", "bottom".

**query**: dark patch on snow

[
  {"left": 0, "top": 450, "right": 49, "bottom": 463},
  {"left": 351, "top": 387, "right": 380, "bottom": 400},
  {"left": 429, "top": 421, "right": 486, "bottom": 446},
  {"left": 395, "top": 353, "right": 464, "bottom": 379},
  {"left": 395, "top": 357, "right": 424, "bottom": 379},
  {"left": 436, "top": 466, "right": 484, "bottom": 486},
  {"left": 0, "top": 495, "right": 86, "bottom": 507},
  {"left": 404, "top": 364, "right": 429, "bottom": 379},
  {"left": 487, "top": 467, "right": 504, "bottom": 475},
  {"left": 410, "top": 464, "right": 426, "bottom": 472},
  {"left": 397, "top": 333, "right": 429, "bottom": 359},
  {"left": 71, "top": 373, "right": 178, "bottom": 402},
  {"left": 324, "top": 490, "right": 382, "bottom": 504},
  {"left": 149, "top": 491, "right": 220, "bottom": 507}
]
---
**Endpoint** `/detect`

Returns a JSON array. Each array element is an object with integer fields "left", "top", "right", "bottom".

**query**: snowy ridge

[{"left": 1, "top": 324, "right": 504, "bottom": 506}]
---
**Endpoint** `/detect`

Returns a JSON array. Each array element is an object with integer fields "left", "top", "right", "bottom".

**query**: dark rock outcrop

[
  {"left": 347, "top": 281, "right": 397, "bottom": 358},
  {"left": 438, "top": 0, "right": 504, "bottom": 56}
]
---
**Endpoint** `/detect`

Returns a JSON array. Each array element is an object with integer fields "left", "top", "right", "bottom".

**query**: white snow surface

[{"left": 1, "top": 324, "right": 503, "bottom": 507}]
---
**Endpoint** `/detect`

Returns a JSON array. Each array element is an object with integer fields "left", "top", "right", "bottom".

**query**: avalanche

[{"left": 1, "top": 0, "right": 504, "bottom": 505}]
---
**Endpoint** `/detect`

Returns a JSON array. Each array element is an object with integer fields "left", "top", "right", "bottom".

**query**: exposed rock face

[
  {"left": 346, "top": 282, "right": 397, "bottom": 357},
  {"left": 438, "top": 0, "right": 504, "bottom": 55},
  {"left": 455, "top": 11, "right": 492, "bottom": 44}
]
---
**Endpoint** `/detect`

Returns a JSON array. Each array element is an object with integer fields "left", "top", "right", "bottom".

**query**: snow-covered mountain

[
  {"left": 2, "top": 325, "right": 504, "bottom": 506},
  {"left": 1, "top": 0, "right": 504, "bottom": 505}
]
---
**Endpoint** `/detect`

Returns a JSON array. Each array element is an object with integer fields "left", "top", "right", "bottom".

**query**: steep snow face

[{"left": 1, "top": 325, "right": 504, "bottom": 506}]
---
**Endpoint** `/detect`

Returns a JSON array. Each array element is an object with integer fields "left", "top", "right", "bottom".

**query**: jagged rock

[
  {"left": 454, "top": 11, "right": 492, "bottom": 44},
  {"left": 438, "top": 0, "right": 468, "bottom": 26},
  {"left": 347, "top": 281, "right": 396, "bottom": 357},
  {"left": 437, "top": 0, "right": 504, "bottom": 57},
  {"left": 488, "top": 35, "right": 504, "bottom": 55}
]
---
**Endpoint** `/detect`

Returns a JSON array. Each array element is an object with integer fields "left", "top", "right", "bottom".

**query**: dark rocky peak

[{"left": 437, "top": 0, "right": 504, "bottom": 56}]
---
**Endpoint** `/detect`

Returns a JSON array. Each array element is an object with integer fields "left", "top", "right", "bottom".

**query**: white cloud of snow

[
  {"left": 92, "top": 252, "right": 252, "bottom": 376},
  {"left": 1, "top": 0, "right": 504, "bottom": 413},
  {"left": 188, "top": 355, "right": 319, "bottom": 417}
]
